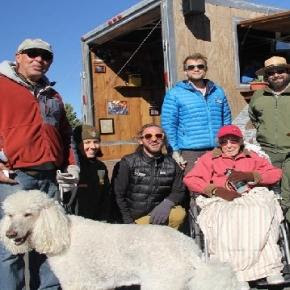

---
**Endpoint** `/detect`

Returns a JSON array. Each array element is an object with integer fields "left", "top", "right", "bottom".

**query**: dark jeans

[
  {"left": 0, "top": 170, "right": 61, "bottom": 290},
  {"left": 181, "top": 150, "right": 211, "bottom": 212}
]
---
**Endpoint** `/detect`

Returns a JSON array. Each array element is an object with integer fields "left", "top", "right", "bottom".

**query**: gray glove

[
  {"left": 172, "top": 151, "right": 187, "bottom": 170},
  {"left": 149, "top": 199, "right": 175, "bottom": 225}
]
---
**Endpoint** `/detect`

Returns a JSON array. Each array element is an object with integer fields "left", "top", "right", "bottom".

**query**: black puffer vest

[{"left": 123, "top": 150, "right": 177, "bottom": 220}]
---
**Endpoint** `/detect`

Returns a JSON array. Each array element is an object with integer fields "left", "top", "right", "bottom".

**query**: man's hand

[
  {"left": 172, "top": 151, "right": 187, "bottom": 170},
  {"left": 214, "top": 187, "right": 241, "bottom": 201},
  {"left": 227, "top": 170, "right": 254, "bottom": 183},
  {"left": 149, "top": 199, "right": 175, "bottom": 224},
  {"left": 0, "top": 164, "right": 17, "bottom": 184}
]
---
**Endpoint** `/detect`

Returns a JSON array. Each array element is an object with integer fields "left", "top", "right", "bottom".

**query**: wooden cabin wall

[
  {"left": 91, "top": 42, "right": 164, "bottom": 160},
  {"left": 172, "top": 1, "right": 266, "bottom": 118}
]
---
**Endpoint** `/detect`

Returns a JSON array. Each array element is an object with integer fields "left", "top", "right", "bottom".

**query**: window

[
  {"left": 276, "top": 40, "right": 290, "bottom": 51},
  {"left": 234, "top": 11, "right": 290, "bottom": 86}
]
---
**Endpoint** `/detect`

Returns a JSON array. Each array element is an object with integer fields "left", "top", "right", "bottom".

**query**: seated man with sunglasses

[
  {"left": 113, "top": 124, "right": 186, "bottom": 229},
  {"left": 0, "top": 39, "right": 79, "bottom": 289},
  {"left": 249, "top": 56, "right": 290, "bottom": 222},
  {"left": 184, "top": 125, "right": 284, "bottom": 289},
  {"left": 161, "top": 53, "right": 232, "bottom": 174}
]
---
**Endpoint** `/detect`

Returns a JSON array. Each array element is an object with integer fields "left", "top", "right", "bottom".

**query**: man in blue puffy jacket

[{"left": 161, "top": 53, "right": 232, "bottom": 174}]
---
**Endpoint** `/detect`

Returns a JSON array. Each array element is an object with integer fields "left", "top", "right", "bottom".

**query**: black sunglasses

[
  {"left": 265, "top": 68, "right": 287, "bottom": 77},
  {"left": 219, "top": 136, "right": 241, "bottom": 145},
  {"left": 22, "top": 49, "right": 53, "bottom": 62},
  {"left": 141, "top": 133, "right": 164, "bottom": 140},
  {"left": 186, "top": 64, "right": 206, "bottom": 71}
]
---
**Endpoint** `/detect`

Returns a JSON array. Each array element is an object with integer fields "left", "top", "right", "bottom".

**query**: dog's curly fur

[{"left": 0, "top": 190, "right": 239, "bottom": 290}]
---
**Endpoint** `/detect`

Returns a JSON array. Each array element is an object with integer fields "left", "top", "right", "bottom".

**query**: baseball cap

[
  {"left": 17, "top": 38, "right": 53, "bottom": 54},
  {"left": 217, "top": 125, "right": 243, "bottom": 139},
  {"left": 73, "top": 124, "right": 100, "bottom": 144}
]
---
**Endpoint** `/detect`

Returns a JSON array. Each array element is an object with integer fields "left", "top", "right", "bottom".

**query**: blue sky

[
  {"left": 1, "top": 0, "right": 289, "bottom": 118},
  {"left": 0, "top": 0, "right": 140, "bottom": 118}
]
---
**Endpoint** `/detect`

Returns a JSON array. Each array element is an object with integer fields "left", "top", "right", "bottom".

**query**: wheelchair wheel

[
  {"left": 188, "top": 198, "right": 206, "bottom": 253},
  {"left": 279, "top": 221, "right": 290, "bottom": 274}
]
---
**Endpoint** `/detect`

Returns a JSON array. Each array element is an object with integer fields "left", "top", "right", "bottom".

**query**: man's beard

[
  {"left": 143, "top": 143, "right": 162, "bottom": 157},
  {"left": 269, "top": 75, "right": 290, "bottom": 91}
]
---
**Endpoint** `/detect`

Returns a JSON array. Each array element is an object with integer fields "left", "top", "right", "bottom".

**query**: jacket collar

[
  {"left": 79, "top": 154, "right": 97, "bottom": 164},
  {"left": 0, "top": 60, "right": 52, "bottom": 89},
  {"left": 211, "top": 147, "right": 251, "bottom": 159},
  {"left": 179, "top": 79, "right": 216, "bottom": 95},
  {"left": 264, "top": 82, "right": 290, "bottom": 95},
  {"left": 138, "top": 149, "right": 164, "bottom": 164}
]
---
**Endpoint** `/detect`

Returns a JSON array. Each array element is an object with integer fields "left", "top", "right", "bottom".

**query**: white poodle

[{"left": 0, "top": 190, "right": 239, "bottom": 290}]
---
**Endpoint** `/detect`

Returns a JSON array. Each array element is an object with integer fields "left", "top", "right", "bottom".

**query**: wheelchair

[{"left": 188, "top": 191, "right": 290, "bottom": 287}]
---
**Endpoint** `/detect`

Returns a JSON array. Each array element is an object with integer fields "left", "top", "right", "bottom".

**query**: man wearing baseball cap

[
  {"left": 0, "top": 38, "right": 79, "bottom": 289},
  {"left": 249, "top": 56, "right": 290, "bottom": 222}
]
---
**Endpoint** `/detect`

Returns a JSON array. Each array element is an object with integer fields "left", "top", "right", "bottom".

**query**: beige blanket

[{"left": 197, "top": 187, "right": 283, "bottom": 281}]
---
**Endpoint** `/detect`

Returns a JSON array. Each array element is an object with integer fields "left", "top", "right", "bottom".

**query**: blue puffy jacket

[{"left": 161, "top": 80, "right": 232, "bottom": 151}]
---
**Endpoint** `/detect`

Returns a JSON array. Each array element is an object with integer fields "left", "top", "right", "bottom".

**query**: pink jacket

[{"left": 183, "top": 148, "right": 282, "bottom": 196}]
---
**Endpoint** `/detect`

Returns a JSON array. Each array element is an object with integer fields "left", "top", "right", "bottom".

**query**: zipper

[
  {"left": 274, "top": 94, "right": 278, "bottom": 151},
  {"left": 188, "top": 82, "right": 214, "bottom": 147},
  {"left": 146, "top": 160, "right": 158, "bottom": 211},
  {"left": 203, "top": 93, "right": 213, "bottom": 147},
  {"left": 149, "top": 160, "right": 158, "bottom": 194}
]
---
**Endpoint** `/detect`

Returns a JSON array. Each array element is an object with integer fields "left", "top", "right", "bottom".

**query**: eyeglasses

[
  {"left": 22, "top": 49, "right": 53, "bottom": 62},
  {"left": 186, "top": 64, "right": 206, "bottom": 71},
  {"left": 265, "top": 68, "right": 287, "bottom": 77},
  {"left": 219, "top": 137, "right": 241, "bottom": 145},
  {"left": 141, "top": 133, "right": 164, "bottom": 140}
]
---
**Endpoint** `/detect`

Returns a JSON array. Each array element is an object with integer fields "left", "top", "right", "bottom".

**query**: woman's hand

[
  {"left": 228, "top": 170, "right": 254, "bottom": 183},
  {"left": 214, "top": 187, "right": 241, "bottom": 201}
]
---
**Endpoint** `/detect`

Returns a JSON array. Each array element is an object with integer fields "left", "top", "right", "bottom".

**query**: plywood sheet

[{"left": 91, "top": 43, "right": 164, "bottom": 160}]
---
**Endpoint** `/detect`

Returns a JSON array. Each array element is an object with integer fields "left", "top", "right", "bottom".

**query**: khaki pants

[{"left": 134, "top": 206, "right": 186, "bottom": 229}]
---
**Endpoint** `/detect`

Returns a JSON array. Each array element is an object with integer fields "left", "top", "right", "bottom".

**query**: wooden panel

[
  {"left": 172, "top": 0, "right": 266, "bottom": 118},
  {"left": 100, "top": 144, "right": 138, "bottom": 161},
  {"left": 239, "top": 10, "right": 290, "bottom": 33},
  {"left": 90, "top": 41, "right": 164, "bottom": 160}
]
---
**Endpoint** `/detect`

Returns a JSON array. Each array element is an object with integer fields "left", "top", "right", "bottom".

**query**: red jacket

[
  {"left": 184, "top": 147, "right": 282, "bottom": 196},
  {"left": 0, "top": 75, "right": 77, "bottom": 169}
]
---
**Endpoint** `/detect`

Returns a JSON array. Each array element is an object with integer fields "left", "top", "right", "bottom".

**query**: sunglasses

[
  {"left": 22, "top": 49, "right": 53, "bottom": 62},
  {"left": 219, "top": 137, "right": 241, "bottom": 145},
  {"left": 186, "top": 64, "right": 206, "bottom": 71},
  {"left": 265, "top": 68, "right": 287, "bottom": 77},
  {"left": 141, "top": 133, "right": 164, "bottom": 140}
]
